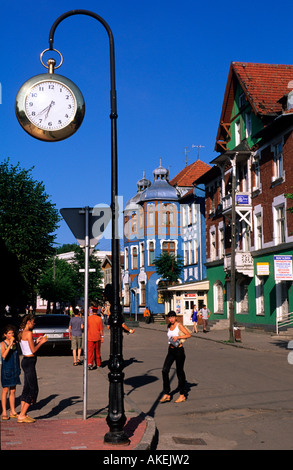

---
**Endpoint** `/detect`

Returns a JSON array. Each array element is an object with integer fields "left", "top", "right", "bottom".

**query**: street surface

[
  {"left": 8, "top": 323, "right": 293, "bottom": 451},
  {"left": 120, "top": 325, "right": 293, "bottom": 450}
]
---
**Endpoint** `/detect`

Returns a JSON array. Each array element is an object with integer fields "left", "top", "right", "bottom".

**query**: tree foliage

[
  {"left": 0, "top": 159, "right": 60, "bottom": 308},
  {"left": 154, "top": 252, "right": 183, "bottom": 285}
]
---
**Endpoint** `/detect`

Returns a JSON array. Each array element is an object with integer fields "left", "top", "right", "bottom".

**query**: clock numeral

[
  {"left": 58, "top": 120, "right": 62, "bottom": 125},
  {"left": 48, "top": 84, "right": 54, "bottom": 90},
  {"left": 48, "top": 122, "right": 52, "bottom": 127},
  {"left": 39, "top": 119, "right": 42, "bottom": 123},
  {"left": 31, "top": 112, "right": 36, "bottom": 116},
  {"left": 31, "top": 93, "right": 37, "bottom": 97},
  {"left": 66, "top": 95, "right": 69, "bottom": 100},
  {"left": 68, "top": 105, "right": 72, "bottom": 109},
  {"left": 29, "top": 102, "right": 33, "bottom": 107},
  {"left": 65, "top": 114, "right": 69, "bottom": 118},
  {"left": 59, "top": 88, "right": 63, "bottom": 92},
  {"left": 39, "top": 86, "right": 44, "bottom": 92}
]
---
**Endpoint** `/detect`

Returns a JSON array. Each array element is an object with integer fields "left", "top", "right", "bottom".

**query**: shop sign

[{"left": 256, "top": 262, "right": 270, "bottom": 276}]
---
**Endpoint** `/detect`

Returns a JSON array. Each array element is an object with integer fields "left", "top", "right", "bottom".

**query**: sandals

[
  {"left": 2, "top": 415, "right": 9, "bottom": 421},
  {"left": 159, "top": 395, "right": 171, "bottom": 403},
  {"left": 175, "top": 395, "right": 186, "bottom": 403},
  {"left": 10, "top": 413, "right": 18, "bottom": 419},
  {"left": 17, "top": 415, "right": 36, "bottom": 423}
]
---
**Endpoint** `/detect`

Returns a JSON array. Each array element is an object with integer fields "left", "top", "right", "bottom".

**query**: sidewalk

[
  {"left": 2, "top": 321, "right": 292, "bottom": 451},
  {"left": 139, "top": 319, "right": 293, "bottom": 355}
]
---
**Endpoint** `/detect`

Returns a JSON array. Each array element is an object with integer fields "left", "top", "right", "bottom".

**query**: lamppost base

[{"left": 104, "top": 430, "right": 130, "bottom": 446}]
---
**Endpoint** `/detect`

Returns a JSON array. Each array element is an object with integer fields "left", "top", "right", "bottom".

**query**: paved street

[
  {"left": 2, "top": 322, "right": 293, "bottom": 450},
  {"left": 123, "top": 324, "right": 293, "bottom": 450}
]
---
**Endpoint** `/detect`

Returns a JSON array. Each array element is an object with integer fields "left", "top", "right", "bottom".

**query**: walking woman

[
  {"left": 190, "top": 304, "right": 198, "bottom": 333},
  {"left": 17, "top": 315, "right": 47, "bottom": 423},
  {"left": 160, "top": 310, "right": 191, "bottom": 403}
]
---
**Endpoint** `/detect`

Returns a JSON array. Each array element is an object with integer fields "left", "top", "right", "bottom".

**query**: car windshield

[{"left": 34, "top": 316, "right": 70, "bottom": 327}]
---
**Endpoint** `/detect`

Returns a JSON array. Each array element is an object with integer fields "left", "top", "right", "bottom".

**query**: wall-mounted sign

[
  {"left": 256, "top": 262, "right": 270, "bottom": 276},
  {"left": 236, "top": 194, "right": 249, "bottom": 205},
  {"left": 274, "top": 255, "right": 293, "bottom": 281}
]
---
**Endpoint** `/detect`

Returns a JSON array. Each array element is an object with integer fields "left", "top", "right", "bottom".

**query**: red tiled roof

[
  {"left": 232, "top": 62, "right": 293, "bottom": 115},
  {"left": 215, "top": 62, "right": 293, "bottom": 151},
  {"left": 170, "top": 159, "right": 211, "bottom": 187}
]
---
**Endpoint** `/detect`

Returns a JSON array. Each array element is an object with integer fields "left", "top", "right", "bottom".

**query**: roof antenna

[
  {"left": 192, "top": 144, "right": 205, "bottom": 160},
  {"left": 183, "top": 146, "right": 190, "bottom": 166}
]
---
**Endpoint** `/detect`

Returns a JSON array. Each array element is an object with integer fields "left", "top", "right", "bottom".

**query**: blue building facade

[{"left": 123, "top": 159, "right": 210, "bottom": 322}]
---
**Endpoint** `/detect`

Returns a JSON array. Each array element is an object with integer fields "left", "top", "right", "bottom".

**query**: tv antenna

[{"left": 192, "top": 144, "right": 205, "bottom": 160}]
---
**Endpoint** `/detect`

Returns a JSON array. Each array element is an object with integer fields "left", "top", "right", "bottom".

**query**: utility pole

[{"left": 229, "top": 154, "right": 237, "bottom": 342}]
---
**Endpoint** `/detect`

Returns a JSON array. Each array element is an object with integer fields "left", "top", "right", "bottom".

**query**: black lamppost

[{"left": 48, "top": 10, "right": 129, "bottom": 445}]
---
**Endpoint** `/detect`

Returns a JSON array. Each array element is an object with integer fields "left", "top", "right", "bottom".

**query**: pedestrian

[
  {"left": 17, "top": 314, "right": 47, "bottom": 423},
  {"left": 1, "top": 325, "right": 21, "bottom": 420},
  {"left": 69, "top": 308, "right": 84, "bottom": 366},
  {"left": 160, "top": 310, "right": 191, "bottom": 404},
  {"left": 88, "top": 306, "right": 104, "bottom": 370},
  {"left": 143, "top": 307, "right": 151, "bottom": 324},
  {"left": 199, "top": 304, "right": 211, "bottom": 333},
  {"left": 190, "top": 304, "right": 198, "bottom": 333}
]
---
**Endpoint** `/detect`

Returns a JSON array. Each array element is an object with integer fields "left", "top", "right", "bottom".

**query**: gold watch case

[{"left": 15, "top": 73, "right": 85, "bottom": 142}]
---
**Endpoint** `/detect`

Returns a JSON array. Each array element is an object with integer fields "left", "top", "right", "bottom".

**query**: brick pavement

[{"left": 1, "top": 415, "right": 147, "bottom": 451}]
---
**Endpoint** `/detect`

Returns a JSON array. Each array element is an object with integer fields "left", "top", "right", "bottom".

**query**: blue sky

[{"left": 1, "top": 0, "right": 292, "bottom": 250}]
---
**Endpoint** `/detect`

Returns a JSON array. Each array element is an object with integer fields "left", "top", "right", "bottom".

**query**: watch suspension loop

[{"left": 40, "top": 48, "right": 63, "bottom": 72}]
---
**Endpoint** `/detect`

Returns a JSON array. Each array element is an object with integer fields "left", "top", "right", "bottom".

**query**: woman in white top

[
  {"left": 17, "top": 315, "right": 47, "bottom": 423},
  {"left": 160, "top": 310, "right": 191, "bottom": 403}
]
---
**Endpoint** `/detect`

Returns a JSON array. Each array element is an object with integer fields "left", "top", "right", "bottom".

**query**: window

[
  {"left": 235, "top": 120, "right": 241, "bottom": 146},
  {"left": 162, "top": 241, "right": 175, "bottom": 255},
  {"left": 239, "top": 92, "right": 246, "bottom": 109},
  {"left": 148, "top": 241, "right": 155, "bottom": 266},
  {"left": 255, "top": 276, "right": 264, "bottom": 315},
  {"left": 255, "top": 213, "right": 262, "bottom": 250},
  {"left": 132, "top": 246, "right": 138, "bottom": 270},
  {"left": 124, "top": 247, "right": 129, "bottom": 270},
  {"left": 245, "top": 112, "right": 252, "bottom": 138},
  {"left": 183, "top": 242, "right": 187, "bottom": 265},
  {"left": 214, "top": 282, "right": 224, "bottom": 313},
  {"left": 147, "top": 203, "right": 155, "bottom": 226},
  {"left": 253, "top": 157, "right": 261, "bottom": 190},
  {"left": 275, "top": 205, "right": 285, "bottom": 245},
  {"left": 140, "top": 282, "right": 146, "bottom": 306},
  {"left": 218, "top": 227, "right": 224, "bottom": 258},
  {"left": 210, "top": 230, "right": 216, "bottom": 261},
  {"left": 236, "top": 280, "right": 249, "bottom": 313},
  {"left": 140, "top": 242, "right": 145, "bottom": 268},
  {"left": 273, "top": 142, "right": 283, "bottom": 181}
]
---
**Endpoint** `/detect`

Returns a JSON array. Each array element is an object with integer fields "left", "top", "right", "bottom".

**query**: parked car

[{"left": 32, "top": 314, "right": 71, "bottom": 347}]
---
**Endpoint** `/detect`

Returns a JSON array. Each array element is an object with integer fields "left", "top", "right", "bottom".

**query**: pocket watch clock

[{"left": 15, "top": 49, "right": 85, "bottom": 142}]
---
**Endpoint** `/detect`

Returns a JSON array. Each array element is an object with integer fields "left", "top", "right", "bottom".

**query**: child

[{"left": 1, "top": 325, "right": 21, "bottom": 420}]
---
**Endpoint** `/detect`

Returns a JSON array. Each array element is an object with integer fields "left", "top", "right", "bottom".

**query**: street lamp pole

[{"left": 48, "top": 10, "right": 129, "bottom": 445}]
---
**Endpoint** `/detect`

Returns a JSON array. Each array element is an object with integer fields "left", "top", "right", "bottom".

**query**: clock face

[
  {"left": 25, "top": 80, "right": 76, "bottom": 131},
  {"left": 15, "top": 73, "right": 85, "bottom": 142}
]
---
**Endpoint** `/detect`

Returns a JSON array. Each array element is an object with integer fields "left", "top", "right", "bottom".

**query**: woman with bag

[{"left": 160, "top": 310, "right": 191, "bottom": 404}]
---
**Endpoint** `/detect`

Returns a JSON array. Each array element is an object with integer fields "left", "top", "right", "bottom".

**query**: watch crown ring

[{"left": 40, "top": 48, "right": 63, "bottom": 70}]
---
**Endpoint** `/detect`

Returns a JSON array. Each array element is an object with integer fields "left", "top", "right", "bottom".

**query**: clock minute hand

[{"left": 44, "top": 101, "right": 55, "bottom": 120}]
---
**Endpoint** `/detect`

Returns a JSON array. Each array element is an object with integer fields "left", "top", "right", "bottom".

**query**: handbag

[{"left": 179, "top": 326, "right": 190, "bottom": 344}]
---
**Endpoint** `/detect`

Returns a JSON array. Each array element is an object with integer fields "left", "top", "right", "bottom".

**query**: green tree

[
  {"left": 154, "top": 252, "right": 184, "bottom": 286},
  {"left": 72, "top": 246, "right": 104, "bottom": 303},
  {"left": 0, "top": 159, "right": 60, "bottom": 309},
  {"left": 38, "top": 256, "right": 78, "bottom": 312}
]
